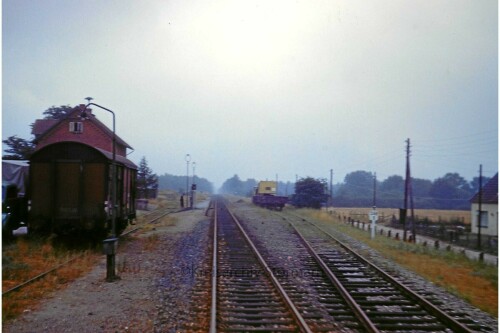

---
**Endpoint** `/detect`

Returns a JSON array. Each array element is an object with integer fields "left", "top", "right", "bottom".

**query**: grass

[
  {"left": 2, "top": 236, "right": 100, "bottom": 321},
  {"left": 297, "top": 209, "right": 498, "bottom": 317}
]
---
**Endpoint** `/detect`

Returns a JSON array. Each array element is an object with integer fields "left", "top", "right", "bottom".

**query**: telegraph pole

[
  {"left": 477, "top": 164, "right": 483, "bottom": 250},
  {"left": 369, "top": 172, "right": 378, "bottom": 239},
  {"left": 329, "top": 169, "right": 333, "bottom": 207},
  {"left": 403, "top": 138, "right": 411, "bottom": 241},
  {"left": 410, "top": 170, "right": 416, "bottom": 242}
]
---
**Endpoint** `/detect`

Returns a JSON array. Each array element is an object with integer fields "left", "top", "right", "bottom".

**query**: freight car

[
  {"left": 29, "top": 142, "right": 137, "bottom": 237},
  {"left": 252, "top": 181, "right": 288, "bottom": 211}
]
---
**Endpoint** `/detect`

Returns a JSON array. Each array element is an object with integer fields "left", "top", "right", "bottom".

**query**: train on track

[
  {"left": 252, "top": 181, "right": 288, "bottom": 211},
  {"left": 28, "top": 141, "right": 137, "bottom": 237}
]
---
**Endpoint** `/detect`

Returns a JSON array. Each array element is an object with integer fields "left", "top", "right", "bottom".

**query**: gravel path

[{"left": 3, "top": 208, "right": 211, "bottom": 333}]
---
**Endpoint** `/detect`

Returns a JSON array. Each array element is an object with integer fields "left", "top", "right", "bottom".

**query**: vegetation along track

[
  {"left": 210, "top": 197, "right": 312, "bottom": 332},
  {"left": 281, "top": 212, "right": 484, "bottom": 333},
  {"left": 3, "top": 206, "right": 178, "bottom": 297}
]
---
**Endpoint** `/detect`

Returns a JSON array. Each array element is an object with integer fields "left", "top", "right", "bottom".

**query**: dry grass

[
  {"left": 299, "top": 209, "right": 498, "bottom": 317},
  {"left": 2, "top": 190, "right": 190, "bottom": 322},
  {"left": 2, "top": 237, "right": 100, "bottom": 320},
  {"left": 329, "top": 207, "right": 471, "bottom": 224},
  {"left": 146, "top": 190, "right": 210, "bottom": 211}
]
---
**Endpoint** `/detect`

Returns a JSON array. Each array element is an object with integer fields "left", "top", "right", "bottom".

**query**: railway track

[
  {"left": 3, "top": 206, "right": 178, "bottom": 297},
  {"left": 121, "top": 205, "right": 179, "bottom": 236},
  {"left": 281, "top": 212, "right": 481, "bottom": 333},
  {"left": 210, "top": 198, "right": 312, "bottom": 332}
]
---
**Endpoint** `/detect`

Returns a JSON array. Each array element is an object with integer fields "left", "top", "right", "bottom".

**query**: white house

[{"left": 470, "top": 173, "right": 498, "bottom": 237}]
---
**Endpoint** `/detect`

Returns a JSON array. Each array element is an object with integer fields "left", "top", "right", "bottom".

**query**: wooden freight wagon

[{"left": 29, "top": 141, "right": 137, "bottom": 237}]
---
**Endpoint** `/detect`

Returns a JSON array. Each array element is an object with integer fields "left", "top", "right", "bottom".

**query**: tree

[
  {"left": 291, "top": 177, "right": 328, "bottom": 209},
  {"left": 3, "top": 105, "right": 74, "bottom": 160},
  {"left": 335, "top": 171, "right": 375, "bottom": 207},
  {"left": 219, "top": 175, "right": 258, "bottom": 196},
  {"left": 2, "top": 135, "right": 35, "bottom": 160},
  {"left": 380, "top": 175, "right": 404, "bottom": 192},
  {"left": 378, "top": 175, "right": 404, "bottom": 208},
  {"left": 136, "top": 156, "right": 158, "bottom": 199},
  {"left": 470, "top": 176, "right": 491, "bottom": 194},
  {"left": 42, "top": 105, "right": 74, "bottom": 119},
  {"left": 157, "top": 173, "right": 213, "bottom": 193},
  {"left": 429, "top": 173, "right": 472, "bottom": 209}
]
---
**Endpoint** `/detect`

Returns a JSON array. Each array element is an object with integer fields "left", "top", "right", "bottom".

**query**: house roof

[
  {"left": 32, "top": 119, "right": 59, "bottom": 136},
  {"left": 471, "top": 173, "right": 498, "bottom": 204},
  {"left": 32, "top": 106, "right": 133, "bottom": 150}
]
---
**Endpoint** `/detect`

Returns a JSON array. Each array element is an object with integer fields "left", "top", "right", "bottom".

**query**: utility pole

[
  {"left": 403, "top": 138, "right": 411, "bottom": 242},
  {"left": 330, "top": 169, "right": 333, "bottom": 207},
  {"left": 373, "top": 172, "right": 377, "bottom": 207},
  {"left": 477, "top": 164, "right": 483, "bottom": 250},
  {"left": 369, "top": 172, "right": 378, "bottom": 240}
]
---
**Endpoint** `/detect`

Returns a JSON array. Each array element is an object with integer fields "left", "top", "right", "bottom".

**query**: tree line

[
  {"left": 158, "top": 173, "right": 214, "bottom": 194},
  {"left": 217, "top": 171, "right": 489, "bottom": 210},
  {"left": 219, "top": 175, "right": 294, "bottom": 197},
  {"left": 334, "top": 170, "right": 487, "bottom": 210}
]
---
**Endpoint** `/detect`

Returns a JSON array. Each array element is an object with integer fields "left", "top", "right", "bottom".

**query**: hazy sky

[{"left": 3, "top": 0, "right": 498, "bottom": 189}]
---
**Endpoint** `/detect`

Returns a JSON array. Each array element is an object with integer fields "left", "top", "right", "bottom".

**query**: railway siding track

[
  {"left": 3, "top": 206, "right": 178, "bottom": 297},
  {"left": 284, "top": 213, "right": 481, "bottom": 333},
  {"left": 211, "top": 198, "right": 312, "bottom": 332}
]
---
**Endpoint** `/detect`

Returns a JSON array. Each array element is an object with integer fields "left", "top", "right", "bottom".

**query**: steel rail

[
  {"left": 209, "top": 199, "right": 218, "bottom": 333},
  {"left": 2, "top": 254, "right": 83, "bottom": 296},
  {"left": 289, "top": 220, "right": 381, "bottom": 333},
  {"left": 223, "top": 201, "right": 313, "bottom": 333},
  {"left": 292, "top": 213, "right": 474, "bottom": 333},
  {"left": 121, "top": 207, "right": 178, "bottom": 237},
  {"left": 3, "top": 206, "right": 176, "bottom": 296}
]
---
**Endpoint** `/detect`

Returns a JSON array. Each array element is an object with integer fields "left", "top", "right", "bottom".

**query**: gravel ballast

[
  {"left": 3, "top": 199, "right": 497, "bottom": 332},
  {"left": 3, "top": 208, "right": 212, "bottom": 333}
]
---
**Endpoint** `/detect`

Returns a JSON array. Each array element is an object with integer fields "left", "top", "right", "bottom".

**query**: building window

[
  {"left": 477, "top": 210, "right": 489, "bottom": 228},
  {"left": 69, "top": 122, "right": 83, "bottom": 133}
]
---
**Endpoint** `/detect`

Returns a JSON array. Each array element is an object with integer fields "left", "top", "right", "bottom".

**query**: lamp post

[
  {"left": 81, "top": 97, "right": 118, "bottom": 282},
  {"left": 185, "top": 154, "right": 191, "bottom": 208}
]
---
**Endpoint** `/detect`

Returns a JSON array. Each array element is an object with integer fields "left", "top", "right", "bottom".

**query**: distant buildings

[{"left": 470, "top": 173, "right": 498, "bottom": 237}]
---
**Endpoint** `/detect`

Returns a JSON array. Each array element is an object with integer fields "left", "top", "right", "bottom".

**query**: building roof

[
  {"left": 94, "top": 147, "right": 137, "bottom": 169},
  {"left": 32, "top": 105, "right": 132, "bottom": 150},
  {"left": 32, "top": 119, "right": 59, "bottom": 136},
  {"left": 471, "top": 173, "right": 498, "bottom": 204}
]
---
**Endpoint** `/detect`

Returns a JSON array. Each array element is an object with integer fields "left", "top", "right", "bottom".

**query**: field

[{"left": 328, "top": 207, "right": 471, "bottom": 225}]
